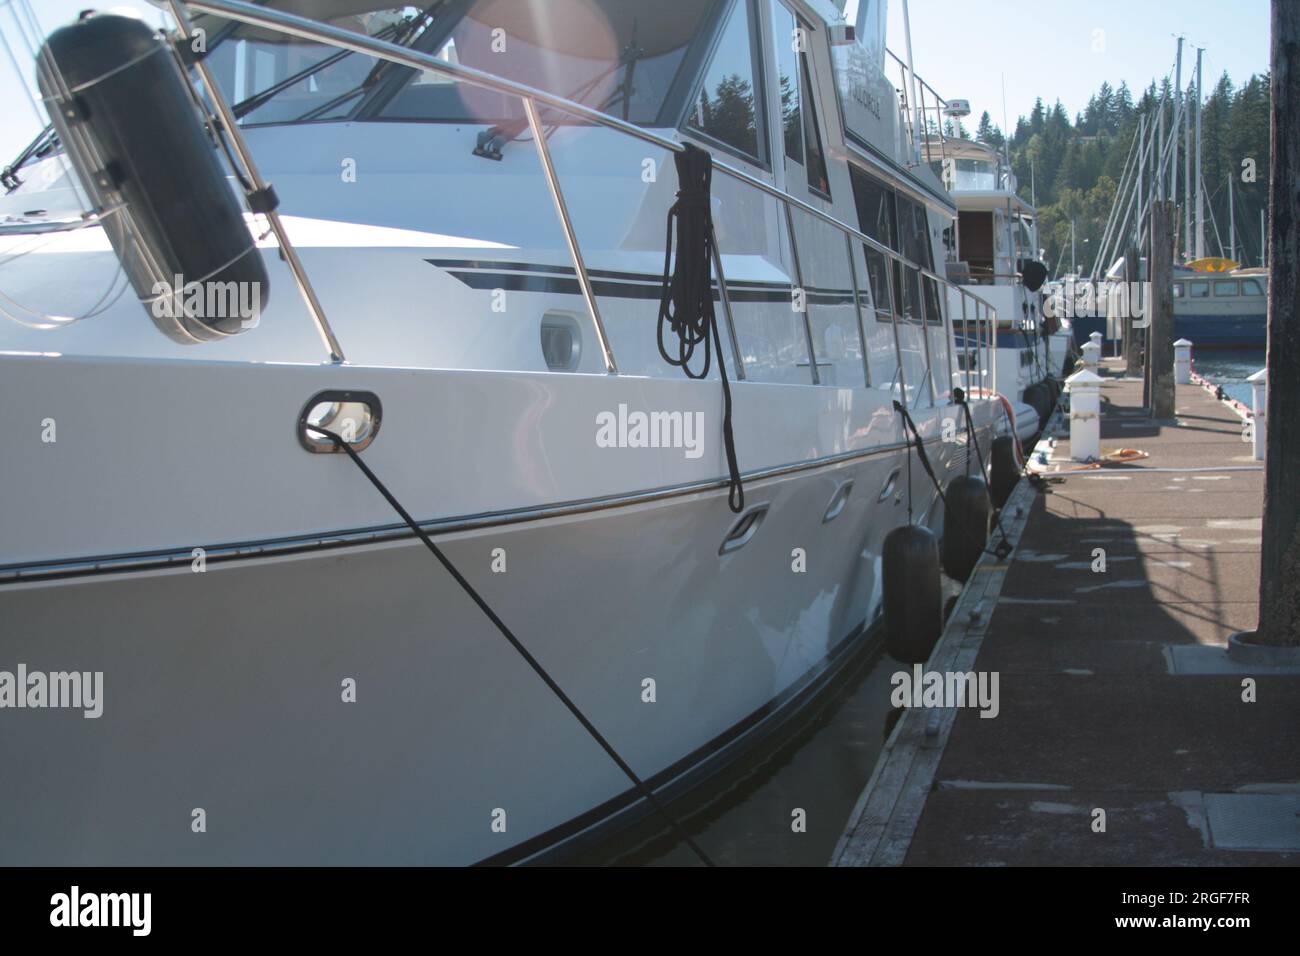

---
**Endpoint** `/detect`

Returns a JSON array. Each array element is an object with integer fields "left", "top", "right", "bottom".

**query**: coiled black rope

[
  {"left": 310, "top": 425, "right": 715, "bottom": 867},
  {"left": 657, "top": 143, "right": 744, "bottom": 513}
]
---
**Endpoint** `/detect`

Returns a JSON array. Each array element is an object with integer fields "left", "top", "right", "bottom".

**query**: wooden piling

[
  {"left": 1256, "top": 0, "right": 1300, "bottom": 646},
  {"left": 1149, "top": 201, "right": 1176, "bottom": 419}
]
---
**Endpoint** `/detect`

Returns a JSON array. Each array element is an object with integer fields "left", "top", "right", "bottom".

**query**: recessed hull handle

[
  {"left": 822, "top": 480, "right": 854, "bottom": 523},
  {"left": 878, "top": 466, "right": 903, "bottom": 502},
  {"left": 719, "top": 502, "right": 769, "bottom": 556}
]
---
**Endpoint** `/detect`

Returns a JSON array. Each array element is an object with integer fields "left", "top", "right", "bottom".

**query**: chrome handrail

[
  {"left": 522, "top": 97, "right": 616, "bottom": 373},
  {"left": 178, "top": 0, "right": 1000, "bottom": 382}
]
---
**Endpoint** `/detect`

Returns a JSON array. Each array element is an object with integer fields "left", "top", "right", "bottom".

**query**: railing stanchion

[
  {"left": 991, "top": 304, "right": 998, "bottom": 396},
  {"left": 960, "top": 293, "right": 971, "bottom": 395},
  {"left": 845, "top": 233, "right": 871, "bottom": 388},
  {"left": 884, "top": 251, "right": 906, "bottom": 407},
  {"left": 166, "top": 0, "right": 346, "bottom": 364},
  {"left": 916, "top": 265, "right": 936, "bottom": 407},
  {"left": 708, "top": 223, "right": 746, "bottom": 381},
  {"left": 523, "top": 97, "right": 617, "bottom": 373},
  {"left": 783, "top": 204, "right": 820, "bottom": 385}
]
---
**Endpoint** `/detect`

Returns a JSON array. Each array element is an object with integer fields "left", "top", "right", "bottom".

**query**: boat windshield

[{"left": 202, "top": 0, "right": 720, "bottom": 127}]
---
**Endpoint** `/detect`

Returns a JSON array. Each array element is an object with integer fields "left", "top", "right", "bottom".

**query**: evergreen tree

[{"left": 988, "top": 70, "right": 1270, "bottom": 273}]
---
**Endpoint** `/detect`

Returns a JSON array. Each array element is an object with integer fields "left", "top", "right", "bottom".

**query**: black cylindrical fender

[
  {"left": 942, "top": 475, "right": 991, "bottom": 582},
  {"left": 37, "top": 13, "right": 268, "bottom": 343},
  {"left": 990, "top": 435, "right": 1020, "bottom": 508},
  {"left": 1023, "top": 382, "right": 1053, "bottom": 427},
  {"left": 883, "top": 524, "right": 942, "bottom": 664}
]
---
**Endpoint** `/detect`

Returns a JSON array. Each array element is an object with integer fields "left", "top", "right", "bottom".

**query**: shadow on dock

[{"left": 836, "top": 363, "right": 1298, "bottom": 866}]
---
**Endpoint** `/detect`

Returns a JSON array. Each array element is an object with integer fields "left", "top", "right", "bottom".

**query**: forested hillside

[{"left": 962, "top": 73, "right": 1271, "bottom": 277}]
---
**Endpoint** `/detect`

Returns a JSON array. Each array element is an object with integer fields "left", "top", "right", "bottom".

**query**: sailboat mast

[
  {"left": 1184, "top": 63, "right": 1193, "bottom": 257},
  {"left": 1173, "top": 36, "right": 1183, "bottom": 244},
  {"left": 1195, "top": 47, "right": 1205, "bottom": 259},
  {"left": 1229, "top": 172, "right": 1235, "bottom": 262}
]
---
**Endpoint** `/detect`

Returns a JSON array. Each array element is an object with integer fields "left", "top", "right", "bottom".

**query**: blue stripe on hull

[
  {"left": 1175, "top": 313, "right": 1266, "bottom": 348},
  {"left": 1071, "top": 313, "right": 1265, "bottom": 349}
]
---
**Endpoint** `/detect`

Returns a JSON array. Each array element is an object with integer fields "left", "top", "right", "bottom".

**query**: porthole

[{"left": 541, "top": 311, "right": 583, "bottom": 372}]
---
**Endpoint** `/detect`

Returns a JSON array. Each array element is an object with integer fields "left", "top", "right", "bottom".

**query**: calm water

[
  {"left": 1193, "top": 348, "right": 1266, "bottom": 405},
  {"left": 586, "top": 640, "right": 897, "bottom": 867}
]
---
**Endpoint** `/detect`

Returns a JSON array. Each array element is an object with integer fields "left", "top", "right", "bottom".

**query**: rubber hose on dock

[{"left": 883, "top": 524, "right": 942, "bottom": 664}]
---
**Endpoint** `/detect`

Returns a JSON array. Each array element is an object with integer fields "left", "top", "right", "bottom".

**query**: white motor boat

[
  {"left": 0, "top": 0, "right": 1003, "bottom": 865},
  {"left": 924, "top": 136, "right": 1070, "bottom": 436}
]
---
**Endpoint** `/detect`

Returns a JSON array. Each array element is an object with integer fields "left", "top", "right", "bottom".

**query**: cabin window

[
  {"left": 1213, "top": 280, "right": 1239, "bottom": 297},
  {"left": 687, "top": 0, "right": 766, "bottom": 163},
  {"left": 1240, "top": 279, "right": 1263, "bottom": 295},
  {"left": 213, "top": 2, "right": 725, "bottom": 127},
  {"left": 1188, "top": 281, "right": 1210, "bottom": 298},
  {"left": 798, "top": 51, "right": 830, "bottom": 197},
  {"left": 848, "top": 165, "right": 897, "bottom": 317},
  {"left": 895, "top": 196, "right": 939, "bottom": 324},
  {"left": 1173, "top": 282, "right": 1184, "bottom": 298},
  {"left": 771, "top": 0, "right": 803, "bottom": 165},
  {"left": 771, "top": 1, "right": 829, "bottom": 196}
]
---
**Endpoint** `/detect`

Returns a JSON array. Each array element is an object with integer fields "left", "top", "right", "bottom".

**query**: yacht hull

[{"left": 0, "top": 356, "right": 991, "bottom": 865}]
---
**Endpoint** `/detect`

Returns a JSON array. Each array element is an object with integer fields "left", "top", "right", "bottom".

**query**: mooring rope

[
  {"left": 893, "top": 397, "right": 1011, "bottom": 560},
  {"left": 955, "top": 388, "right": 1014, "bottom": 558},
  {"left": 656, "top": 143, "right": 743, "bottom": 513},
  {"left": 310, "top": 425, "right": 715, "bottom": 867}
]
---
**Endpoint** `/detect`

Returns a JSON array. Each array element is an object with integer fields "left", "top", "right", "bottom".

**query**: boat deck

[{"left": 833, "top": 360, "right": 1300, "bottom": 865}]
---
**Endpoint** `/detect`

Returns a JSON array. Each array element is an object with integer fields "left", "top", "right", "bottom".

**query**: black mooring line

[{"left": 311, "top": 426, "right": 715, "bottom": 867}]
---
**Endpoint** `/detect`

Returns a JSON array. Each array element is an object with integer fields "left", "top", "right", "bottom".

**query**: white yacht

[
  {"left": 927, "top": 137, "right": 1071, "bottom": 435},
  {"left": 0, "top": 0, "right": 1002, "bottom": 865}
]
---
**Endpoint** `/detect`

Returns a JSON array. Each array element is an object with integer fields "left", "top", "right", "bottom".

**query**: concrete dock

[{"left": 834, "top": 359, "right": 1300, "bottom": 866}]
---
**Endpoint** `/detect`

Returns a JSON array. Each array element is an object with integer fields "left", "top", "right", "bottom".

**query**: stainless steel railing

[{"left": 177, "top": 0, "right": 999, "bottom": 400}]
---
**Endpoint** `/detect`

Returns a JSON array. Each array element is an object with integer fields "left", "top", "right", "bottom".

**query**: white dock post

[
  {"left": 1248, "top": 368, "right": 1268, "bottom": 461},
  {"left": 1174, "top": 338, "right": 1194, "bottom": 384},
  {"left": 1081, "top": 340, "right": 1101, "bottom": 370},
  {"left": 1089, "top": 331, "right": 1104, "bottom": 350},
  {"left": 1066, "top": 368, "right": 1104, "bottom": 461}
]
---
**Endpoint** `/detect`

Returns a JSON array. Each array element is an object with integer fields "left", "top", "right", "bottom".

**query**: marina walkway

[{"left": 834, "top": 359, "right": 1300, "bottom": 865}]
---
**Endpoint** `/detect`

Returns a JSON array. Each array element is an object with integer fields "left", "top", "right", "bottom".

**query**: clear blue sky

[
  {"left": 883, "top": 0, "right": 1272, "bottom": 135},
  {"left": 0, "top": 0, "right": 1275, "bottom": 163},
  {"left": 0, "top": 0, "right": 168, "bottom": 161}
]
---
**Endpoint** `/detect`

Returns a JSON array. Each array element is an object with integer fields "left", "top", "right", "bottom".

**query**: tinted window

[
  {"left": 849, "top": 166, "right": 897, "bottom": 247},
  {"left": 212, "top": 2, "right": 716, "bottom": 127},
  {"left": 1241, "top": 279, "right": 1264, "bottom": 295},
  {"left": 1213, "top": 280, "right": 1239, "bottom": 297},
  {"left": 800, "top": 52, "right": 830, "bottom": 196},
  {"left": 1189, "top": 281, "right": 1209, "bottom": 298},
  {"left": 688, "top": 0, "right": 764, "bottom": 162},
  {"left": 849, "top": 166, "right": 898, "bottom": 318},
  {"left": 896, "top": 196, "right": 937, "bottom": 322},
  {"left": 770, "top": 0, "right": 802, "bottom": 164},
  {"left": 1173, "top": 282, "right": 1184, "bottom": 298}
]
